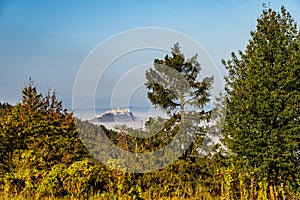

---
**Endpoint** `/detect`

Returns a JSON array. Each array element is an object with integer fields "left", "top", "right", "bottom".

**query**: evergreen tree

[
  {"left": 145, "top": 43, "right": 213, "bottom": 157},
  {"left": 0, "top": 81, "right": 88, "bottom": 172},
  {"left": 222, "top": 5, "right": 300, "bottom": 198},
  {"left": 0, "top": 102, "right": 13, "bottom": 173},
  {"left": 145, "top": 43, "right": 213, "bottom": 121}
]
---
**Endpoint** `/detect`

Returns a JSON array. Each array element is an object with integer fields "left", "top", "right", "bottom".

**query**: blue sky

[{"left": 1, "top": 0, "right": 300, "bottom": 109}]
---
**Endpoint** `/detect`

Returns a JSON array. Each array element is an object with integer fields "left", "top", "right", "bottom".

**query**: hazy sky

[{"left": 1, "top": 0, "right": 300, "bottom": 109}]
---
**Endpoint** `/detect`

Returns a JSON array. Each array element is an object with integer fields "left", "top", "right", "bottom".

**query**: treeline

[
  {"left": 0, "top": 5, "right": 300, "bottom": 200},
  {"left": 0, "top": 83, "right": 225, "bottom": 199}
]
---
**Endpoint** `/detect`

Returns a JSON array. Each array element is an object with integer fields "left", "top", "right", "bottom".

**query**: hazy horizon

[{"left": 1, "top": 1, "right": 300, "bottom": 108}]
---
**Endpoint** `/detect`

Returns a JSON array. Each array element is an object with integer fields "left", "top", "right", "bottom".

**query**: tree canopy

[
  {"left": 145, "top": 43, "right": 213, "bottom": 121},
  {"left": 1, "top": 5, "right": 300, "bottom": 200},
  {"left": 222, "top": 5, "right": 300, "bottom": 198},
  {"left": 145, "top": 43, "right": 214, "bottom": 157},
  {"left": 0, "top": 81, "right": 88, "bottom": 173}
]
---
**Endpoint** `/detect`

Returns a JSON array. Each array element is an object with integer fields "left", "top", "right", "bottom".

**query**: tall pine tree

[
  {"left": 222, "top": 5, "right": 300, "bottom": 198},
  {"left": 145, "top": 43, "right": 213, "bottom": 157}
]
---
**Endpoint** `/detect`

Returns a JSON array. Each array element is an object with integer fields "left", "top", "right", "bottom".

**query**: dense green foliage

[
  {"left": 222, "top": 5, "right": 300, "bottom": 200},
  {"left": 145, "top": 42, "right": 213, "bottom": 119},
  {"left": 0, "top": 5, "right": 299, "bottom": 200},
  {"left": 145, "top": 43, "right": 214, "bottom": 157},
  {"left": 0, "top": 83, "right": 226, "bottom": 199}
]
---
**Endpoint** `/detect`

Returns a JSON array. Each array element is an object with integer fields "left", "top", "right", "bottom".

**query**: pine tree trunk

[
  {"left": 269, "top": 184, "right": 276, "bottom": 200},
  {"left": 239, "top": 183, "right": 245, "bottom": 200},
  {"left": 179, "top": 90, "right": 185, "bottom": 123},
  {"left": 250, "top": 177, "right": 254, "bottom": 200}
]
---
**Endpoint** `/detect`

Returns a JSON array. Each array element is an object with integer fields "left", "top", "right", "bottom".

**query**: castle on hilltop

[
  {"left": 91, "top": 108, "right": 135, "bottom": 123},
  {"left": 97, "top": 107, "right": 131, "bottom": 117}
]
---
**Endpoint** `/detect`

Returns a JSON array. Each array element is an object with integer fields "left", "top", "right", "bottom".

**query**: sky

[{"left": 1, "top": 0, "right": 300, "bottom": 110}]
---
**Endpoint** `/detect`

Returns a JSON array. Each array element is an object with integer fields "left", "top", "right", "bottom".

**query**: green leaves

[
  {"left": 0, "top": 82, "right": 89, "bottom": 197},
  {"left": 145, "top": 43, "right": 213, "bottom": 117},
  {"left": 223, "top": 5, "right": 300, "bottom": 189},
  {"left": 145, "top": 43, "right": 214, "bottom": 158}
]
